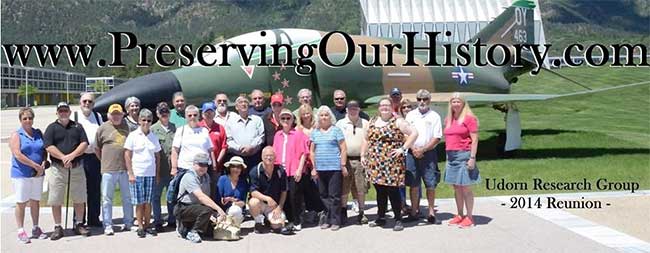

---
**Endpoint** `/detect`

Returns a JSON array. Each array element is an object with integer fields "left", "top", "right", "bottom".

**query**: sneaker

[
  {"left": 137, "top": 228, "right": 146, "bottom": 238},
  {"left": 459, "top": 216, "right": 474, "bottom": 228},
  {"left": 254, "top": 223, "right": 265, "bottom": 234},
  {"left": 427, "top": 215, "right": 437, "bottom": 224},
  {"left": 186, "top": 230, "right": 202, "bottom": 243},
  {"left": 104, "top": 227, "right": 114, "bottom": 236},
  {"left": 146, "top": 227, "right": 158, "bottom": 236},
  {"left": 18, "top": 230, "right": 31, "bottom": 244},
  {"left": 393, "top": 221, "right": 404, "bottom": 231},
  {"left": 320, "top": 223, "right": 331, "bottom": 229},
  {"left": 351, "top": 200, "right": 359, "bottom": 213},
  {"left": 369, "top": 218, "right": 386, "bottom": 228},
  {"left": 166, "top": 222, "right": 176, "bottom": 229},
  {"left": 31, "top": 226, "right": 48, "bottom": 239},
  {"left": 448, "top": 215, "right": 464, "bottom": 226},
  {"left": 330, "top": 225, "right": 340, "bottom": 231},
  {"left": 74, "top": 223, "right": 91, "bottom": 236},
  {"left": 358, "top": 213, "right": 369, "bottom": 225},
  {"left": 293, "top": 223, "right": 302, "bottom": 231},
  {"left": 50, "top": 226, "right": 64, "bottom": 241}
]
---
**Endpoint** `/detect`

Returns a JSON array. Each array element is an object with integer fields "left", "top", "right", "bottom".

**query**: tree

[
  {"left": 17, "top": 84, "right": 38, "bottom": 105},
  {"left": 90, "top": 80, "right": 109, "bottom": 94}
]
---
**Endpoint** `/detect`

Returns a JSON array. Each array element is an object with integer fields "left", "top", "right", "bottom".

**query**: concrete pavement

[{"left": 2, "top": 192, "right": 649, "bottom": 253}]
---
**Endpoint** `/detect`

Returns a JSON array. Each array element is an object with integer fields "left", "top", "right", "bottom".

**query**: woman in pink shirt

[
  {"left": 273, "top": 109, "right": 309, "bottom": 231},
  {"left": 443, "top": 93, "right": 480, "bottom": 228}
]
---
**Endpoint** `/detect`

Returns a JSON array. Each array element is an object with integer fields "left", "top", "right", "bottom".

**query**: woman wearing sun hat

[{"left": 216, "top": 156, "right": 249, "bottom": 225}]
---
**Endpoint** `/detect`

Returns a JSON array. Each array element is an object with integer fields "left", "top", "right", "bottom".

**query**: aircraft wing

[{"left": 364, "top": 81, "right": 650, "bottom": 104}]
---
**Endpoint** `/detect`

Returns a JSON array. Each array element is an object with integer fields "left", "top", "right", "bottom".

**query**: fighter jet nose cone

[{"left": 95, "top": 71, "right": 182, "bottom": 113}]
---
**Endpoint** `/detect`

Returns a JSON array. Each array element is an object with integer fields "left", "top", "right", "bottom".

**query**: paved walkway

[{"left": 1, "top": 191, "right": 648, "bottom": 253}]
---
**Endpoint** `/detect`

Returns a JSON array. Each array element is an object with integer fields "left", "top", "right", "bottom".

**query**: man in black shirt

[
  {"left": 43, "top": 102, "right": 91, "bottom": 240},
  {"left": 248, "top": 147, "right": 291, "bottom": 235},
  {"left": 330, "top": 90, "right": 369, "bottom": 121}
]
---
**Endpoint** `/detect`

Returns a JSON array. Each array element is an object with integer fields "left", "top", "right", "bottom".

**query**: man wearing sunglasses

[
  {"left": 151, "top": 102, "right": 177, "bottom": 231},
  {"left": 73, "top": 92, "right": 104, "bottom": 228},
  {"left": 330, "top": 90, "right": 369, "bottom": 121},
  {"left": 213, "top": 92, "right": 239, "bottom": 126},
  {"left": 43, "top": 102, "right": 90, "bottom": 239},
  {"left": 403, "top": 89, "right": 442, "bottom": 224}
]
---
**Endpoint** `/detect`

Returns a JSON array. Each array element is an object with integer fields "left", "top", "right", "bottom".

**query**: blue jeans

[
  {"left": 152, "top": 174, "right": 172, "bottom": 226},
  {"left": 101, "top": 171, "right": 134, "bottom": 228}
]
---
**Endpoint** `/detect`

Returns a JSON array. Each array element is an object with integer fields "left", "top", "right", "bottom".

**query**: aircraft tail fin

[{"left": 470, "top": 0, "right": 536, "bottom": 45}]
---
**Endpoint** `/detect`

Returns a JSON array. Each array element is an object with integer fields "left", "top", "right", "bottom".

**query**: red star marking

[
  {"left": 280, "top": 63, "right": 287, "bottom": 71},
  {"left": 281, "top": 79, "right": 290, "bottom": 88},
  {"left": 272, "top": 71, "right": 281, "bottom": 81},
  {"left": 241, "top": 65, "right": 255, "bottom": 79},
  {"left": 285, "top": 95, "right": 293, "bottom": 105}
]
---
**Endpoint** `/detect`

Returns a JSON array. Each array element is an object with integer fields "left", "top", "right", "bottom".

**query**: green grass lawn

[{"left": 42, "top": 66, "right": 649, "bottom": 205}]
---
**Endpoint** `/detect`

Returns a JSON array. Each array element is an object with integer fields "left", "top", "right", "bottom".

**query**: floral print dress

[{"left": 365, "top": 117, "right": 405, "bottom": 187}]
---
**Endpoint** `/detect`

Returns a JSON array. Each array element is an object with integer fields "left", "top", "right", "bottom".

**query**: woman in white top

[
  {"left": 124, "top": 109, "right": 161, "bottom": 237},
  {"left": 171, "top": 105, "right": 216, "bottom": 175}
]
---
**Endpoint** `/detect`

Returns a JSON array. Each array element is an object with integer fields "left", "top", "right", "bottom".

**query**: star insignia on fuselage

[{"left": 451, "top": 67, "right": 475, "bottom": 87}]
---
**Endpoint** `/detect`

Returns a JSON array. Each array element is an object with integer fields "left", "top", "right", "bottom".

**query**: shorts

[
  {"left": 342, "top": 158, "right": 369, "bottom": 196},
  {"left": 46, "top": 163, "right": 87, "bottom": 206},
  {"left": 12, "top": 177, "right": 44, "bottom": 202},
  {"left": 130, "top": 176, "right": 155, "bottom": 205},
  {"left": 260, "top": 202, "right": 286, "bottom": 225},
  {"left": 405, "top": 150, "right": 440, "bottom": 189}
]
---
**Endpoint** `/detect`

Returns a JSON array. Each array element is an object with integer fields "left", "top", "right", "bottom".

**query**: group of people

[{"left": 10, "top": 86, "right": 481, "bottom": 244}]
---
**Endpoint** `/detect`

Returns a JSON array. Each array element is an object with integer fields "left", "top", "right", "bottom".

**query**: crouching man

[
  {"left": 174, "top": 153, "right": 226, "bottom": 243},
  {"left": 248, "top": 147, "right": 292, "bottom": 235}
]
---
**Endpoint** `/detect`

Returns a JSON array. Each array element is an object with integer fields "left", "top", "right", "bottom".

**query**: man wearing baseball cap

[
  {"left": 198, "top": 101, "right": 228, "bottom": 198},
  {"left": 175, "top": 153, "right": 227, "bottom": 243},
  {"left": 43, "top": 101, "right": 90, "bottom": 239},
  {"left": 95, "top": 103, "right": 133, "bottom": 235},
  {"left": 390, "top": 87, "right": 403, "bottom": 116},
  {"left": 151, "top": 102, "right": 177, "bottom": 231},
  {"left": 262, "top": 93, "right": 285, "bottom": 147}
]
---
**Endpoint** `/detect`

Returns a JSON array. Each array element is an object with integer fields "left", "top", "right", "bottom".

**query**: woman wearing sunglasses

[{"left": 10, "top": 107, "right": 48, "bottom": 243}]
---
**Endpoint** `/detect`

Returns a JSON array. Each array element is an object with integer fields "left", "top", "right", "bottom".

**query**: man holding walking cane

[{"left": 44, "top": 102, "right": 91, "bottom": 240}]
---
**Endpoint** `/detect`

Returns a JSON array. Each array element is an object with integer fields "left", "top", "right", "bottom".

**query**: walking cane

[{"left": 64, "top": 167, "right": 71, "bottom": 229}]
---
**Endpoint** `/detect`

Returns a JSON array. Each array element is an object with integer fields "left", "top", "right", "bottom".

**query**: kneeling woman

[
  {"left": 125, "top": 109, "right": 162, "bottom": 237},
  {"left": 216, "top": 156, "right": 249, "bottom": 226},
  {"left": 444, "top": 93, "right": 480, "bottom": 228}
]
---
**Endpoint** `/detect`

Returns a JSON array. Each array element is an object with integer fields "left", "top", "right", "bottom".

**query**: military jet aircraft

[{"left": 94, "top": 0, "right": 648, "bottom": 152}]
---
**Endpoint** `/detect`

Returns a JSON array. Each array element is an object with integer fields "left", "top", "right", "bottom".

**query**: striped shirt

[{"left": 310, "top": 126, "right": 344, "bottom": 171}]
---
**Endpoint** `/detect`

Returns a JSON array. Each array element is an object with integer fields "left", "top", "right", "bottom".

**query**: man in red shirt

[
  {"left": 262, "top": 93, "right": 285, "bottom": 147},
  {"left": 198, "top": 102, "right": 228, "bottom": 200}
]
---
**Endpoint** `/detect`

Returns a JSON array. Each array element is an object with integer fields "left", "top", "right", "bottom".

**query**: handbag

[{"left": 213, "top": 215, "right": 241, "bottom": 241}]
